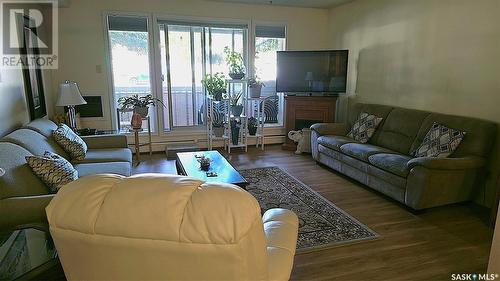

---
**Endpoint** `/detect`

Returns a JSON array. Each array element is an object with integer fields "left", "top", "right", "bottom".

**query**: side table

[{"left": 130, "top": 116, "right": 153, "bottom": 164}]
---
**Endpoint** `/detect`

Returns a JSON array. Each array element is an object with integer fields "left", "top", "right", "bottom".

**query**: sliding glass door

[
  {"left": 107, "top": 15, "right": 157, "bottom": 132},
  {"left": 159, "top": 22, "right": 247, "bottom": 131}
]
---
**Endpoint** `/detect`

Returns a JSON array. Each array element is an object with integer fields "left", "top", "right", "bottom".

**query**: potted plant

[
  {"left": 117, "top": 94, "right": 165, "bottom": 118},
  {"left": 212, "top": 114, "right": 225, "bottom": 137},
  {"left": 230, "top": 91, "right": 243, "bottom": 117},
  {"left": 224, "top": 46, "right": 245, "bottom": 80},
  {"left": 196, "top": 155, "right": 211, "bottom": 171},
  {"left": 230, "top": 118, "right": 241, "bottom": 145},
  {"left": 248, "top": 117, "right": 258, "bottom": 135},
  {"left": 202, "top": 73, "right": 227, "bottom": 101},
  {"left": 248, "top": 76, "right": 265, "bottom": 98}
]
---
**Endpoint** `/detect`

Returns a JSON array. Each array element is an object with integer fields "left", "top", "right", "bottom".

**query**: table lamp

[
  {"left": 305, "top": 71, "right": 314, "bottom": 90},
  {"left": 56, "top": 80, "right": 86, "bottom": 131}
]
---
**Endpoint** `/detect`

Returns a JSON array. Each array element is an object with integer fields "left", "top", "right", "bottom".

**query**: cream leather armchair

[{"left": 46, "top": 174, "right": 299, "bottom": 281}]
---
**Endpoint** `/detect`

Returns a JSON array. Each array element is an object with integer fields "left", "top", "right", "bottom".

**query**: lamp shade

[
  {"left": 305, "top": 72, "right": 313, "bottom": 81},
  {"left": 56, "top": 81, "right": 87, "bottom": 106}
]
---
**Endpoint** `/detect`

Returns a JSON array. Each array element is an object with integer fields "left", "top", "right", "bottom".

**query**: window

[
  {"left": 254, "top": 25, "right": 286, "bottom": 126},
  {"left": 159, "top": 22, "right": 247, "bottom": 130},
  {"left": 107, "top": 15, "right": 157, "bottom": 132}
]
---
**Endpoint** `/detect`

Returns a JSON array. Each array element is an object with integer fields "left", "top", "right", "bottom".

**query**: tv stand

[{"left": 282, "top": 95, "right": 337, "bottom": 151}]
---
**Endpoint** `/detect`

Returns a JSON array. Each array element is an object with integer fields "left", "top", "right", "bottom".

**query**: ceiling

[{"left": 209, "top": 0, "right": 354, "bottom": 9}]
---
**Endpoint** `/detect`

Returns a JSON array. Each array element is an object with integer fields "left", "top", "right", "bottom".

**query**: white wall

[
  {"left": 328, "top": 0, "right": 500, "bottom": 207},
  {"left": 52, "top": 0, "right": 330, "bottom": 131}
]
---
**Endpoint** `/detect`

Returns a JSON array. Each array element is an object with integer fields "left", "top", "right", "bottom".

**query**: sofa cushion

[
  {"left": 369, "top": 108, "right": 430, "bottom": 155},
  {"left": 340, "top": 143, "right": 395, "bottom": 162},
  {"left": 318, "top": 135, "right": 357, "bottom": 151},
  {"left": 414, "top": 122, "right": 466, "bottom": 158},
  {"left": 347, "top": 112, "right": 383, "bottom": 143},
  {"left": 73, "top": 148, "right": 132, "bottom": 164},
  {"left": 368, "top": 153, "right": 413, "bottom": 178},
  {"left": 26, "top": 151, "right": 78, "bottom": 193},
  {"left": 1, "top": 129, "right": 69, "bottom": 159},
  {"left": 347, "top": 103, "right": 393, "bottom": 130},
  {"left": 75, "top": 162, "right": 131, "bottom": 177},
  {"left": 24, "top": 119, "right": 58, "bottom": 138},
  {"left": 410, "top": 113, "right": 497, "bottom": 158},
  {"left": 53, "top": 124, "right": 88, "bottom": 161}
]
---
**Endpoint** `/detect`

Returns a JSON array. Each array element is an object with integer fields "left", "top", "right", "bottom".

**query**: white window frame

[
  {"left": 103, "top": 11, "right": 159, "bottom": 133},
  {"left": 252, "top": 20, "right": 288, "bottom": 129}
]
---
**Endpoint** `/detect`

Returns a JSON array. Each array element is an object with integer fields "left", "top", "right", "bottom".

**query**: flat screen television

[{"left": 276, "top": 50, "right": 348, "bottom": 94}]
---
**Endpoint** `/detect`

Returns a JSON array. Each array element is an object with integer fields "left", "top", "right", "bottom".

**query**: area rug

[{"left": 240, "top": 167, "right": 379, "bottom": 252}]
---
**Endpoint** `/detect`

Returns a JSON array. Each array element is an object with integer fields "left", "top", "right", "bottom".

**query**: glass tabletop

[{"left": 0, "top": 228, "right": 57, "bottom": 280}]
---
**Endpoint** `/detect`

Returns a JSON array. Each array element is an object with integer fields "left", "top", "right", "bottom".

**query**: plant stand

[
  {"left": 247, "top": 97, "right": 267, "bottom": 151},
  {"left": 129, "top": 116, "right": 152, "bottom": 165},
  {"left": 207, "top": 98, "right": 229, "bottom": 150},
  {"left": 226, "top": 79, "right": 248, "bottom": 153}
]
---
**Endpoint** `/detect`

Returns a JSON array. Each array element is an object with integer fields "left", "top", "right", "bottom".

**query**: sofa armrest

[
  {"left": 0, "top": 194, "right": 54, "bottom": 231},
  {"left": 407, "top": 156, "right": 485, "bottom": 171},
  {"left": 263, "top": 208, "right": 299, "bottom": 281},
  {"left": 310, "top": 123, "right": 347, "bottom": 136},
  {"left": 82, "top": 134, "right": 128, "bottom": 149}
]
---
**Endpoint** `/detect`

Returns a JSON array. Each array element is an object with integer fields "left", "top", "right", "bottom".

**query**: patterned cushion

[
  {"left": 414, "top": 122, "right": 466, "bottom": 158},
  {"left": 26, "top": 151, "right": 78, "bottom": 192},
  {"left": 53, "top": 124, "right": 87, "bottom": 160},
  {"left": 347, "top": 112, "right": 383, "bottom": 143}
]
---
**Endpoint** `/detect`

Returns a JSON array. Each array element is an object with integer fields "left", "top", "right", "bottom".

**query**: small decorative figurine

[{"left": 288, "top": 128, "right": 312, "bottom": 154}]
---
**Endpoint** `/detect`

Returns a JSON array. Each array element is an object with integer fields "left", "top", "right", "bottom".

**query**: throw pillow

[
  {"left": 26, "top": 151, "right": 78, "bottom": 192},
  {"left": 347, "top": 112, "right": 383, "bottom": 143},
  {"left": 414, "top": 122, "right": 466, "bottom": 158},
  {"left": 53, "top": 124, "right": 87, "bottom": 160}
]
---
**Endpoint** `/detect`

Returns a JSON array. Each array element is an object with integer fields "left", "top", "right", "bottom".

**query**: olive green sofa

[
  {"left": 311, "top": 103, "right": 497, "bottom": 210},
  {"left": 0, "top": 119, "right": 132, "bottom": 230}
]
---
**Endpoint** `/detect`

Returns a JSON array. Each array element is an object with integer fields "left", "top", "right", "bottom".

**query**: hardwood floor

[{"left": 134, "top": 145, "right": 493, "bottom": 281}]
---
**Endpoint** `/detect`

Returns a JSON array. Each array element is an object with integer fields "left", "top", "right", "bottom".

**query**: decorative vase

[
  {"left": 213, "top": 126, "right": 224, "bottom": 137},
  {"left": 231, "top": 126, "right": 240, "bottom": 145},
  {"left": 248, "top": 126, "right": 257, "bottom": 135},
  {"left": 249, "top": 84, "right": 262, "bottom": 98},
  {"left": 134, "top": 106, "right": 148, "bottom": 118},
  {"left": 131, "top": 112, "right": 143, "bottom": 130},
  {"left": 213, "top": 91, "right": 224, "bottom": 101},
  {"left": 231, "top": 105, "right": 243, "bottom": 117},
  {"left": 229, "top": 72, "right": 245, "bottom": 80}
]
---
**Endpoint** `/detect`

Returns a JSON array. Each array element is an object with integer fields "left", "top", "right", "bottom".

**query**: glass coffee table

[
  {"left": 0, "top": 228, "right": 58, "bottom": 280},
  {"left": 176, "top": 151, "right": 247, "bottom": 187}
]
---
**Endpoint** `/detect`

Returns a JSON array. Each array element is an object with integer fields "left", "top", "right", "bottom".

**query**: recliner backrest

[
  {"left": 0, "top": 128, "right": 68, "bottom": 159},
  {"left": 46, "top": 174, "right": 269, "bottom": 280},
  {"left": 369, "top": 108, "right": 430, "bottom": 155},
  {"left": 23, "top": 118, "right": 58, "bottom": 138}
]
